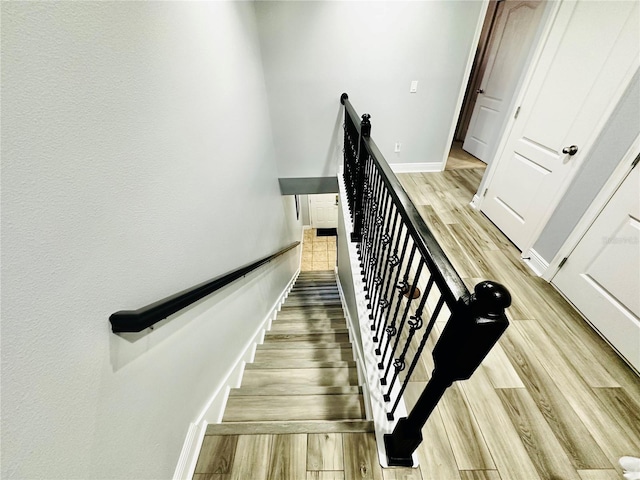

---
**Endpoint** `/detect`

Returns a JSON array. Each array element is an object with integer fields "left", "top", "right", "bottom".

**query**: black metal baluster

[
  {"left": 355, "top": 154, "right": 371, "bottom": 265},
  {"left": 364, "top": 172, "right": 385, "bottom": 302},
  {"left": 383, "top": 275, "right": 433, "bottom": 405},
  {"left": 367, "top": 188, "right": 391, "bottom": 321},
  {"left": 387, "top": 295, "right": 445, "bottom": 420},
  {"left": 375, "top": 218, "right": 405, "bottom": 354},
  {"left": 351, "top": 114, "right": 371, "bottom": 242},
  {"left": 382, "top": 255, "right": 423, "bottom": 385},
  {"left": 370, "top": 190, "right": 394, "bottom": 334},
  {"left": 360, "top": 160, "right": 377, "bottom": 279},
  {"left": 376, "top": 231, "right": 408, "bottom": 370},
  {"left": 360, "top": 157, "right": 377, "bottom": 281},
  {"left": 372, "top": 208, "right": 400, "bottom": 342}
]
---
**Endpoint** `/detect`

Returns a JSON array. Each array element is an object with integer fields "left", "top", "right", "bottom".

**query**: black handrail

[{"left": 109, "top": 241, "right": 300, "bottom": 333}]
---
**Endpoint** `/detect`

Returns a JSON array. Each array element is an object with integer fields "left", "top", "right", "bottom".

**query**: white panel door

[
  {"left": 309, "top": 194, "right": 338, "bottom": 229},
  {"left": 552, "top": 165, "right": 640, "bottom": 371},
  {"left": 481, "top": 1, "right": 639, "bottom": 251},
  {"left": 463, "top": 0, "right": 544, "bottom": 163}
]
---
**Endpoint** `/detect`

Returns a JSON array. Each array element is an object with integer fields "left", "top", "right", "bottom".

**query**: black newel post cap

[
  {"left": 473, "top": 280, "right": 511, "bottom": 317},
  {"left": 341, "top": 92, "right": 349, "bottom": 104},
  {"left": 361, "top": 114, "right": 371, "bottom": 137}
]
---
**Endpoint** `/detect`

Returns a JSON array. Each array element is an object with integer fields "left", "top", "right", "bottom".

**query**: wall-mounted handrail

[
  {"left": 109, "top": 241, "right": 300, "bottom": 333},
  {"left": 340, "top": 92, "right": 511, "bottom": 466}
]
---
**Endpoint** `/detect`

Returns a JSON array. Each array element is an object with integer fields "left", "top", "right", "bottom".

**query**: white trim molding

[
  {"left": 523, "top": 249, "right": 549, "bottom": 277},
  {"left": 470, "top": 194, "right": 482, "bottom": 210},
  {"left": 335, "top": 272, "right": 374, "bottom": 422},
  {"left": 172, "top": 269, "right": 300, "bottom": 480},
  {"left": 172, "top": 422, "right": 207, "bottom": 480},
  {"left": 389, "top": 162, "right": 442, "bottom": 173}
]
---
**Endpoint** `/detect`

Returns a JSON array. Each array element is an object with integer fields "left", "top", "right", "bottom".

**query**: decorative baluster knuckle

[
  {"left": 393, "top": 358, "right": 405, "bottom": 371},
  {"left": 408, "top": 314, "right": 423, "bottom": 331}
]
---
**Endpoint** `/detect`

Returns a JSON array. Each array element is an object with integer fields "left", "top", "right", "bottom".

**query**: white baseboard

[
  {"left": 470, "top": 194, "right": 481, "bottom": 210},
  {"left": 335, "top": 272, "right": 373, "bottom": 421},
  {"left": 523, "top": 248, "right": 549, "bottom": 277},
  {"left": 389, "top": 162, "right": 442, "bottom": 173},
  {"left": 172, "top": 422, "right": 207, "bottom": 480},
  {"left": 172, "top": 268, "right": 300, "bottom": 480}
]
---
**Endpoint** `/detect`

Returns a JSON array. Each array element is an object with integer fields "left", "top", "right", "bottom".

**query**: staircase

[{"left": 213, "top": 271, "right": 371, "bottom": 433}]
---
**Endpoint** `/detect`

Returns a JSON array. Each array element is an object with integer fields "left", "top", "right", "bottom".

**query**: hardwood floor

[{"left": 194, "top": 169, "right": 639, "bottom": 480}]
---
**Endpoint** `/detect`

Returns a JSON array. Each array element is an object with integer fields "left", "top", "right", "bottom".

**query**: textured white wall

[
  {"left": 1, "top": 2, "right": 300, "bottom": 479},
  {"left": 255, "top": 1, "right": 484, "bottom": 177}
]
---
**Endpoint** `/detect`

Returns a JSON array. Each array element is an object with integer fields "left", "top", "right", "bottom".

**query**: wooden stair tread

[
  {"left": 222, "top": 394, "right": 365, "bottom": 422},
  {"left": 256, "top": 341, "right": 354, "bottom": 350},
  {"left": 229, "top": 385, "right": 362, "bottom": 396},
  {"left": 207, "top": 420, "right": 374, "bottom": 435},
  {"left": 271, "top": 318, "right": 347, "bottom": 326},
  {"left": 254, "top": 347, "right": 353, "bottom": 361},
  {"left": 241, "top": 367, "right": 359, "bottom": 387},
  {"left": 267, "top": 326, "right": 348, "bottom": 334},
  {"left": 245, "top": 360, "right": 356, "bottom": 369},
  {"left": 264, "top": 332, "right": 350, "bottom": 343}
]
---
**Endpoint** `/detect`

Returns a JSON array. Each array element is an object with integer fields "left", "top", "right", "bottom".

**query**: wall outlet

[
  {"left": 394, "top": 142, "right": 401, "bottom": 152},
  {"left": 410, "top": 80, "right": 418, "bottom": 93}
]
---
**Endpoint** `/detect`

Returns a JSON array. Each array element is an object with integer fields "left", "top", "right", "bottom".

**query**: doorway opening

[
  {"left": 300, "top": 194, "right": 339, "bottom": 272},
  {"left": 449, "top": 0, "right": 545, "bottom": 170}
]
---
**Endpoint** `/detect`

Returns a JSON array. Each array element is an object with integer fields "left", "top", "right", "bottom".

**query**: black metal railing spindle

[
  {"left": 382, "top": 257, "right": 424, "bottom": 386},
  {"left": 376, "top": 229, "right": 410, "bottom": 361},
  {"left": 370, "top": 191, "right": 394, "bottom": 334},
  {"left": 373, "top": 209, "right": 401, "bottom": 344}
]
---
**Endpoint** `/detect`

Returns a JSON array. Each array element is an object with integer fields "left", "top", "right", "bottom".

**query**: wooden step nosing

[
  {"left": 207, "top": 420, "right": 374, "bottom": 435},
  {"left": 228, "top": 386, "right": 362, "bottom": 396},
  {"left": 256, "top": 342, "right": 354, "bottom": 350}
]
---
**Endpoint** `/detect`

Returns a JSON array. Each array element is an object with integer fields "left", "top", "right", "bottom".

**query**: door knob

[
  {"left": 562, "top": 145, "right": 578, "bottom": 156},
  {"left": 477, "top": 89, "right": 485, "bottom": 94}
]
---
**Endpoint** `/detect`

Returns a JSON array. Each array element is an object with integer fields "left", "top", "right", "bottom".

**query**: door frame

[
  {"left": 474, "top": 0, "right": 639, "bottom": 255},
  {"left": 440, "top": 0, "right": 491, "bottom": 169},
  {"left": 543, "top": 135, "right": 640, "bottom": 281}
]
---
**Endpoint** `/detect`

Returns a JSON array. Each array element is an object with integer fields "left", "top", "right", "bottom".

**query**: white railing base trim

[{"left": 338, "top": 175, "right": 419, "bottom": 469}]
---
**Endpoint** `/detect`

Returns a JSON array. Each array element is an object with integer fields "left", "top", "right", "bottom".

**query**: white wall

[
  {"left": 1, "top": 3, "right": 300, "bottom": 479},
  {"left": 255, "top": 1, "right": 484, "bottom": 178}
]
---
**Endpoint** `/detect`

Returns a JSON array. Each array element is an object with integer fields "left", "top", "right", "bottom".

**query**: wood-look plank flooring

[{"left": 194, "top": 168, "right": 640, "bottom": 479}]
